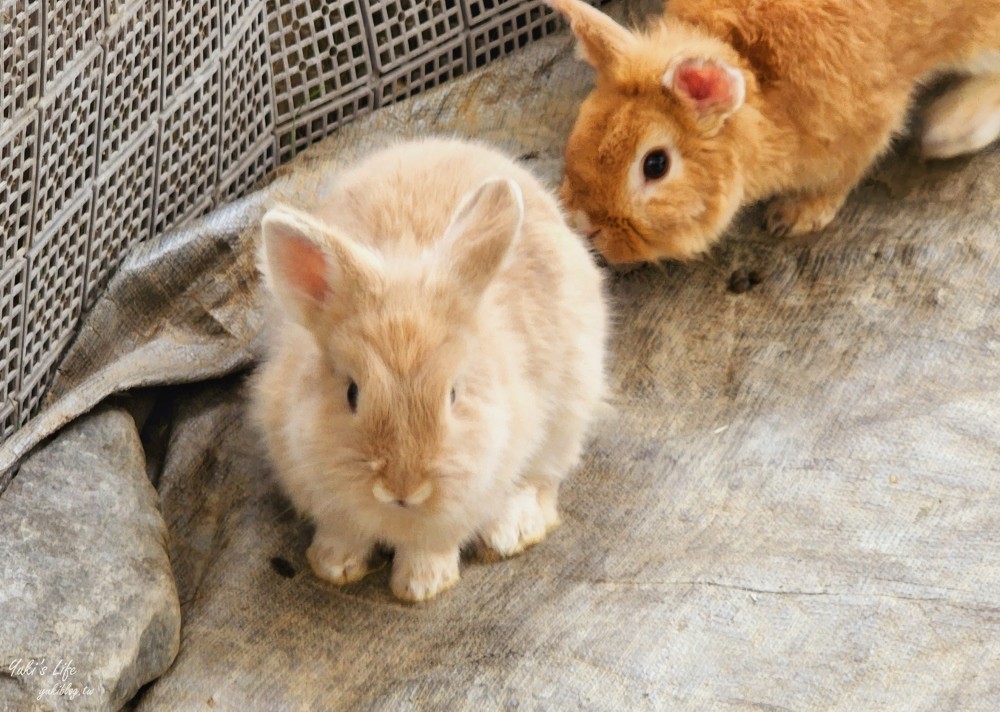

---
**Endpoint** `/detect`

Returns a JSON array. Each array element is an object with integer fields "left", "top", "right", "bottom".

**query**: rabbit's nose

[{"left": 373, "top": 480, "right": 433, "bottom": 507}]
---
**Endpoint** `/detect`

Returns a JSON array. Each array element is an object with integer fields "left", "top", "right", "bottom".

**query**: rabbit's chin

[{"left": 315, "top": 485, "right": 485, "bottom": 553}]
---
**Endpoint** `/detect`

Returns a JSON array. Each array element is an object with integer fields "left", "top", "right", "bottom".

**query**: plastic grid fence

[
  {"left": 268, "top": 0, "right": 372, "bottom": 161},
  {"left": 218, "top": 9, "right": 274, "bottom": 186},
  {"left": 100, "top": 0, "right": 161, "bottom": 164},
  {"left": 461, "top": 0, "right": 577, "bottom": 26},
  {"left": 161, "top": 1, "right": 220, "bottom": 104},
  {"left": 376, "top": 34, "right": 467, "bottom": 107},
  {"left": 0, "top": 0, "right": 607, "bottom": 448},
  {"left": 0, "top": 112, "right": 36, "bottom": 269},
  {"left": 43, "top": 0, "right": 103, "bottom": 86},
  {"left": 363, "top": 0, "right": 464, "bottom": 73},
  {"left": 463, "top": 0, "right": 515, "bottom": 24},
  {"left": 155, "top": 68, "right": 222, "bottom": 233},
  {"left": 0, "top": 403, "right": 16, "bottom": 443},
  {"left": 33, "top": 46, "right": 102, "bottom": 235},
  {"left": 21, "top": 194, "right": 91, "bottom": 384},
  {"left": 276, "top": 85, "right": 373, "bottom": 163},
  {"left": 0, "top": 262, "right": 25, "bottom": 412},
  {"left": 222, "top": 0, "right": 261, "bottom": 38},
  {"left": 0, "top": 0, "right": 42, "bottom": 123},
  {"left": 467, "top": 2, "right": 561, "bottom": 68},
  {"left": 18, "top": 357, "right": 58, "bottom": 428},
  {"left": 88, "top": 128, "right": 158, "bottom": 310}
]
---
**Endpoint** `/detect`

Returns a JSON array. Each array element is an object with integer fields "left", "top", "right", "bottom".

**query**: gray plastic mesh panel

[
  {"left": 376, "top": 35, "right": 467, "bottom": 107},
  {"left": 0, "top": 261, "right": 25, "bottom": 412},
  {"left": 161, "top": 0, "right": 220, "bottom": 103},
  {"left": 465, "top": 0, "right": 606, "bottom": 67},
  {"left": 461, "top": 0, "right": 565, "bottom": 25},
  {"left": 0, "top": 0, "right": 42, "bottom": 123},
  {"left": 276, "top": 86, "right": 373, "bottom": 163},
  {"left": 34, "top": 46, "right": 102, "bottom": 235},
  {"left": 155, "top": 69, "right": 222, "bottom": 233},
  {"left": 88, "top": 128, "right": 158, "bottom": 310},
  {"left": 467, "top": 1, "right": 560, "bottom": 68},
  {"left": 43, "top": 0, "right": 103, "bottom": 85},
  {"left": 0, "top": 403, "right": 16, "bottom": 443},
  {"left": 269, "top": 0, "right": 372, "bottom": 161},
  {"left": 222, "top": 0, "right": 259, "bottom": 38},
  {"left": 463, "top": 0, "right": 515, "bottom": 24},
  {"left": 22, "top": 194, "right": 91, "bottom": 383},
  {"left": 219, "top": 9, "right": 274, "bottom": 186},
  {"left": 18, "top": 357, "right": 58, "bottom": 428},
  {"left": 0, "top": 112, "right": 36, "bottom": 268},
  {"left": 268, "top": 0, "right": 370, "bottom": 120},
  {"left": 100, "top": 0, "right": 161, "bottom": 164},
  {"left": 0, "top": 0, "right": 600, "bottom": 446},
  {"left": 363, "top": 0, "right": 464, "bottom": 73}
]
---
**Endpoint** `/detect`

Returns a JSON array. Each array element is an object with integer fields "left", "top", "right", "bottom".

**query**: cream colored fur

[{"left": 250, "top": 138, "right": 609, "bottom": 602}]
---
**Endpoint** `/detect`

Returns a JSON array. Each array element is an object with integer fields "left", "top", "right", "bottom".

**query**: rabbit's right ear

[
  {"left": 546, "top": 0, "right": 630, "bottom": 71},
  {"left": 663, "top": 57, "right": 746, "bottom": 132},
  {"left": 440, "top": 178, "right": 523, "bottom": 302},
  {"left": 261, "top": 206, "right": 381, "bottom": 328}
]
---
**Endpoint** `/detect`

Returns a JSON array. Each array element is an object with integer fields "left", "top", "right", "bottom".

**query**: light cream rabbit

[{"left": 251, "top": 138, "right": 609, "bottom": 602}]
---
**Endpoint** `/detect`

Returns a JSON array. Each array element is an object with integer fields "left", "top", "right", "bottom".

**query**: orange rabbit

[{"left": 549, "top": 0, "right": 1000, "bottom": 264}]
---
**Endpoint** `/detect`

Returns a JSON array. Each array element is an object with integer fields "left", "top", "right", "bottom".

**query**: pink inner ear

[
  {"left": 277, "top": 235, "right": 330, "bottom": 303},
  {"left": 675, "top": 62, "right": 733, "bottom": 108}
]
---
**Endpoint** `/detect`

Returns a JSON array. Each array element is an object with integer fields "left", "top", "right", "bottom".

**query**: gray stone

[{"left": 0, "top": 407, "right": 180, "bottom": 711}]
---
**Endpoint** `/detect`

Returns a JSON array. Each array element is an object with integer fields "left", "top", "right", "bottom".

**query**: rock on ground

[{"left": 0, "top": 407, "right": 179, "bottom": 711}]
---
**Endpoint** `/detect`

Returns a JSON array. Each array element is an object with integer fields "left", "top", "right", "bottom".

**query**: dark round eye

[
  {"left": 347, "top": 380, "right": 359, "bottom": 413},
  {"left": 450, "top": 387, "right": 456, "bottom": 405},
  {"left": 642, "top": 149, "right": 670, "bottom": 181}
]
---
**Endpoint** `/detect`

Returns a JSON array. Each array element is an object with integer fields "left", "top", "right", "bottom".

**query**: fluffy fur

[
  {"left": 250, "top": 138, "right": 608, "bottom": 602},
  {"left": 549, "top": 0, "right": 1000, "bottom": 264}
]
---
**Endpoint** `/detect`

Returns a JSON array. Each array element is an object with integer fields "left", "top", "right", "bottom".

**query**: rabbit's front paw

[
  {"left": 479, "top": 487, "right": 548, "bottom": 559},
  {"left": 306, "top": 533, "right": 371, "bottom": 585},
  {"left": 765, "top": 193, "right": 841, "bottom": 238},
  {"left": 391, "top": 547, "right": 460, "bottom": 602}
]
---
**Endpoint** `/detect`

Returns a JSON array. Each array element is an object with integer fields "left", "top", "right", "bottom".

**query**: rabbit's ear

[
  {"left": 663, "top": 57, "right": 746, "bottom": 132},
  {"left": 261, "top": 206, "right": 381, "bottom": 327},
  {"left": 547, "top": 0, "right": 631, "bottom": 72},
  {"left": 440, "top": 178, "right": 523, "bottom": 301}
]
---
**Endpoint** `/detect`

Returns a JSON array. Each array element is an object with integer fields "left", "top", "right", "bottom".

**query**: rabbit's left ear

[
  {"left": 546, "top": 0, "right": 632, "bottom": 72},
  {"left": 664, "top": 57, "right": 746, "bottom": 131},
  {"left": 440, "top": 178, "right": 524, "bottom": 301}
]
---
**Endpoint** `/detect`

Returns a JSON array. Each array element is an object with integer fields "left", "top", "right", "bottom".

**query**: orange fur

[
  {"left": 549, "top": 0, "right": 1000, "bottom": 264},
  {"left": 250, "top": 138, "right": 609, "bottom": 602}
]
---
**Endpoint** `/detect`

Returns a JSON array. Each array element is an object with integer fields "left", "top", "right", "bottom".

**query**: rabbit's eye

[
  {"left": 642, "top": 149, "right": 670, "bottom": 181},
  {"left": 450, "top": 387, "right": 456, "bottom": 405},
  {"left": 347, "top": 380, "right": 359, "bottom": 413}
]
